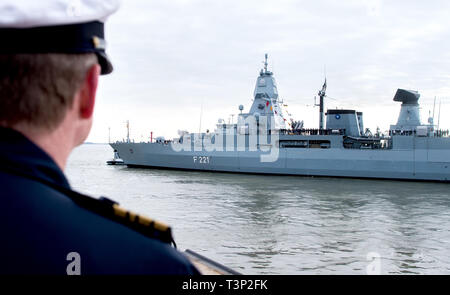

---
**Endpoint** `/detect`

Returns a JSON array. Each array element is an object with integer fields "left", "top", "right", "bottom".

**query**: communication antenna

[
  {"left": 433, "top": 96, "right": 436, "bottom": 119},
  {"left": 432, "top": 96, "right": 436, "bottom": 127},
  {"left": 108, "top": 127, "right": 111, "bottom": 143},
  {"left": 437, "top": 98, "right": 441, "bottom": 130}
]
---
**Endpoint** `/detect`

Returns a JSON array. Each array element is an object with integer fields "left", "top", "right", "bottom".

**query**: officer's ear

[{"left": 78, "top": 63, "right": 101, "bottom": 119}]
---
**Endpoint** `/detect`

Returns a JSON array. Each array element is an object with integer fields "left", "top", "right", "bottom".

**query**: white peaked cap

[
  {"left": 0, "top": 0, "right": 120, "bottom": 28},
  {"left": 0, "top": 0, "right": 120, "bottom": 74}
]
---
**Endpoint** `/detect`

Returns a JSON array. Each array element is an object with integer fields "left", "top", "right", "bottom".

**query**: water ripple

[{"left": 67, "top": 144, "right": 450, "bottom": 274}]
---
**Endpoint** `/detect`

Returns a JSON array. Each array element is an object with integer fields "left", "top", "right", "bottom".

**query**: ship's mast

[
  {"left": 264, "top": 53, "right": 268, "bottom": 73},
  {"left": 126, "top": 120, "right": 130, "bottom": 143},
  {"left": 433, "top": 96, "right": 436, "bottom": 122},
  {"left": 437, "top": 98, "right": 441, "bottom": 130},
  {"left": 317, "top": 78, "right": 327, "bottom": 130}
]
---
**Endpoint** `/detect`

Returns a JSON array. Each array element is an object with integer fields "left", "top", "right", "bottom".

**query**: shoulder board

[
  {"left": 69, "top": 193, "right": 176, "bottom": 247},
  {"left": 0, "top": 165, "right": 175, "bottom": 247}
]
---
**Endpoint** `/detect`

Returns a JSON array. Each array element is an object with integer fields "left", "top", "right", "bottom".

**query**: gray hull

[
  {"left": 110, "top": 55, "right": 450, "bottom": 182},
  {"left": 110, "top": 137, "right": 450, "bottom": 182}
]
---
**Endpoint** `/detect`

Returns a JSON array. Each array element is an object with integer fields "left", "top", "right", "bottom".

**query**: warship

[{"left": 110, "top": 54, "right": 450, "bottom": 182}]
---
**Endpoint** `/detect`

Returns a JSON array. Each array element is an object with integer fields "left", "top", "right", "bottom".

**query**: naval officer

[{"left": 0, "top": 0, "right": 200, "bottom": 275}]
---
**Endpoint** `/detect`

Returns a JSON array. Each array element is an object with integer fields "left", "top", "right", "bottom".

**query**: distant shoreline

[{"left": 83, "top": 142, "right": 108, "bottom": 145}]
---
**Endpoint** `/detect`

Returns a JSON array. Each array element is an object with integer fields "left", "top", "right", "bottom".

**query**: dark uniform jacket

[{"left": 0, "top": 127, "right": 200, "bottom": 275}]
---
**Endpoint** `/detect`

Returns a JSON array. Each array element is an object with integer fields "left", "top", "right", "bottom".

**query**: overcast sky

[{"left": 89, "top": 0, "right": 450, "bottom": 143}]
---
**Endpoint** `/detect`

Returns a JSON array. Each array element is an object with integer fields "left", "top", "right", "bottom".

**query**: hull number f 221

[{"left": 193, "top": 156, "right": 210, "bottom": 164}]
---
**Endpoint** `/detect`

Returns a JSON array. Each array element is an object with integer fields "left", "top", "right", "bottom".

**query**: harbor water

[{"left": 66, "top": 143, "right": 450, "bottom": 274}]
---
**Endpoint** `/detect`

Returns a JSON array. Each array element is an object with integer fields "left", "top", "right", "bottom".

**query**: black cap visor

[
  {"left": 0, "top": 21, "right": 113, "bottom": 75},
  {"left": 96, "top": 51, "right": 113, "bottom": 75}
]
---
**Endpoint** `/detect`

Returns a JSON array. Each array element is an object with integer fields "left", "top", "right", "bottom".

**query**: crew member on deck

[{"left": 0, "top": 0, "right": 199, "bottom": 275}]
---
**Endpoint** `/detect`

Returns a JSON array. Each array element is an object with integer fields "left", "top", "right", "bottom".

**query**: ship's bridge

[{"left": 253, "top": 70, "right": 278, "bottom": 100}]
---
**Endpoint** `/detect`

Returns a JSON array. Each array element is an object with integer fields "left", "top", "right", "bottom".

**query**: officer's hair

[{"left": 0, "top": 53, "right": 98, "bottom": 130}]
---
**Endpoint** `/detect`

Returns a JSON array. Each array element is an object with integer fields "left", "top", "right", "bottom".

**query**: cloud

[{"left": 88, "top": 0, "right": 450, "bottom": 142}]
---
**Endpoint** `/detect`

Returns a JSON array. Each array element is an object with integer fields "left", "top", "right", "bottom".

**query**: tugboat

[
  {"left": 110, "top": 54, "right": 450, "bottom": 182},
  {"left": 106, "top": 149, "right": 124, "bottom": 165}
]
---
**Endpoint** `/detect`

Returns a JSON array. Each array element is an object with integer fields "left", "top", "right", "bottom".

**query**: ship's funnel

[
  {"left": 326, "top": 109, "right": 361, "bottom": 137},
  {"left": 391, "top": 89, "right": 421, "bottom": 131}
]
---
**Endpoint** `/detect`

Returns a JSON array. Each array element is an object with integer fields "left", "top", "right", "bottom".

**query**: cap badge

[{"left": 92, "top": 36, "right": 106, "bottom": 50}]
